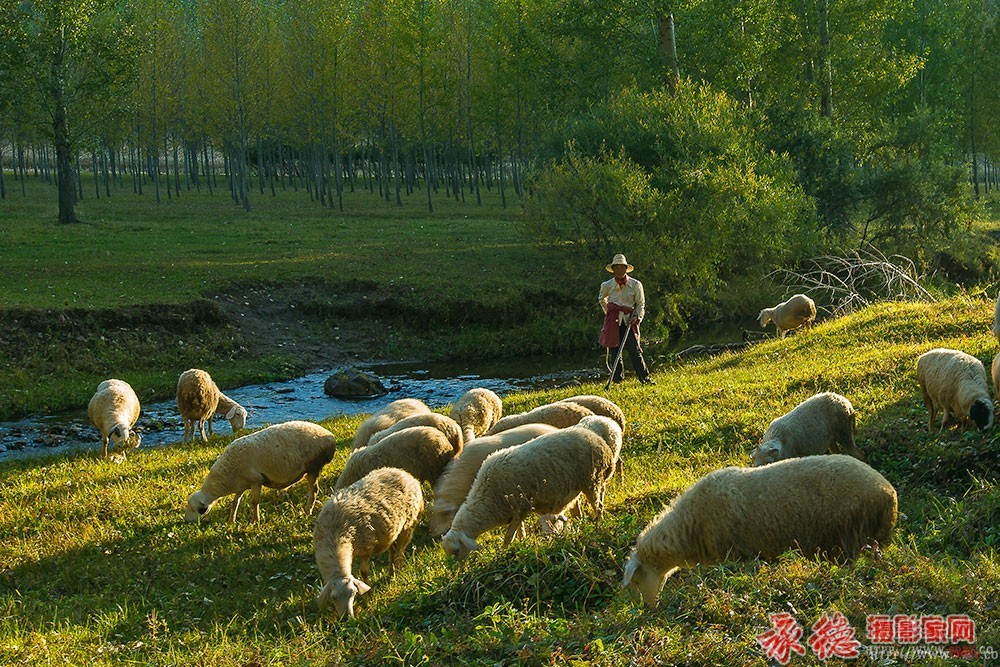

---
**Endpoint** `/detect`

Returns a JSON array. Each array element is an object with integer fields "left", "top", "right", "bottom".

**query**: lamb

[
  {"left": 176, "top": 368, "right": 220, "bottom": 445},
  {"left": 758, "top": 293, "right": 816, "bottom": 338},
  {"left": 366, "top": 412, "right": 463, "bottom": 454},
  {"left": 314, "top": 467, "right": 424, "bottom": 619},
  {"left": 87, "top": 379, "right": 142, "bottom": 459},
  {"left": 750, "top": 392, "right": 866, "bottom": 466},
  {"left": 484, "top": 401, "right": 594, "bottom": 436},
  {"left": 916, "top": 347, "right": 994, "bottom": 433},
  {"left": 335, "top": 426, "right": 460, "bottom": 490},
  {"left": 450, "top": 387, "right": 503, "bottom": 443},
  {"left": 558, "top": 395, "right": 625, "bottom": 432},
  {"left": 441, "top": 418, "right": 619, "bottom": 561},
  {"left": 184, "top": 420, "right": 338, "bottom": 523},
  {"left": 622, "top": 455, "right": 897, "bottom": 607},
  {"left": 427, "top": 423, "right": 558, "bottom": 536},
  {"left": 351, "top": 398, "right": 430, "bottom": 449}
]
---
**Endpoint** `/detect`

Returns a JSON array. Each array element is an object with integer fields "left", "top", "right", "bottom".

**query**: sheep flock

[{"left": 56, "top": 292, "right": 998, "bottom": 621}]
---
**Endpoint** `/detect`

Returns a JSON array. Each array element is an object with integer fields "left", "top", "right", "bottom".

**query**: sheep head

[
  {"left": 318, "top": 575, "right": 371, "bottom": 619},
  {"left": 622, "top": 551, "right": 676, "bottom": 607},
  {"left": 226, "top": 405, "right": 248, "bottom": 432},
  {"left": 441, "top": 529, "right": 480, "bottom": 561},
  {"left": 970, "top": 398, "right": 994, "bottom": 431},
  {"left": 108, "top": 423, "right": 140, "bottom": 449},
  {"left": 757, "top": 309, "right": 773, "bottom": 328},
  {"left": 184, "top": 491, "right": 217, "bottom": 522},
  {"left": 750, "top": 441, "right": 781, "bottom": 466}
]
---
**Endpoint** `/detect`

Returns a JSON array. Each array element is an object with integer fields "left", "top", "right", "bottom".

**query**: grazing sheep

[
  {"left": 314, "top": 467, "right": 424, "bottom": 619},
  {"left": 184, "top": 420, "right": 338, "bottom": 523},
  {"left": 558, "top": 395, "right": 626, "bottom": 432},
  {"left": 451, "top": 388, "right": 503, "bottom": 443},
  {"left": 352, "top": 398, "right": 430, "bottom": 450},
  {"left": 214, "top": 391, "right": 248, "bottom": 434},
  {"left": 87, "top": 379, "right": 142, "bottom": 459},
  {"left": 750, "top": 392, "right": 865, "bottom": 466},
  {"left": 758, "top": 294, "right": 816, "bottom": 338},
  {"left": 484, "top": 401, "right": 594, "bottom": 436},
  {"left": 335, "top": 426, "right": 460, "bottom": 490},
  {"left": 367, "top": 412, "right": 463, "bottom": 454},
  {"left": 622, "top": 455, "right": 897, "bottom": 607},
  {"left": 176, "top": 369, "right": 220, "bottom": 445},
  {"left": 428, "top": 423, "right": 558, "bottom": 536},
  {"left": 916, "top": 347, "right": 994, "bottom": 433},
  {"left": 441, "top": 421, "right": 617, "bottom": 561}
]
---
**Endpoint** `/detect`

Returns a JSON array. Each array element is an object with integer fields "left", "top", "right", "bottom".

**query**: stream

[{"left": 0, "top": 320, "right": 754, "bottom": 463}]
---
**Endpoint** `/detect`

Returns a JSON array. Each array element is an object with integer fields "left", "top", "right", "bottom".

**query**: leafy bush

[{"left": 523, "top": 82, "right": 822, "bottom": 328}]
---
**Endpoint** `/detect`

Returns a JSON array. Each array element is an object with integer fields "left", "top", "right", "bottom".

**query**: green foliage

[
  {"left": 2, "top": 296, "right": 999, "bottom": 664},
  {"left": 524, "top": 83, "right": 822, "bottom": 327}
]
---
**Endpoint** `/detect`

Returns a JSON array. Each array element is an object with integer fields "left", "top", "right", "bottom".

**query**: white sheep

[
  {"left": 177, "top": 368, "right": 219, "bottom": 445},
  {"left": 184, "top": 420, "right": 338, "bottom": 523},
  {"left": 450, "top": 388, "right": 503, "bottom": 443},
  {"left": 750, "top": 392, "right": 866, "bottom": 466},
  {"left": 351, "top": 398, "right": 430, "bottom": 450},
  {"left": 214, "top": 391, "right": 248, "bottom": 434},
  {"left": 427, "top": 423, "right": 558, "bottom": 536},
  {"left": 484, "top": 401, "right": 594, "bottom": 436},
  {"left": 558, "top": 395, "right": 625, "bottom": 431},
  {"left": 622, "top": 455, "right": 897, "bottom": 607},
  {"left": 335, "top": 425, "right": 460, "bottom": 490},
  {"left": 366, "top": 412, "right": 463, "bottom": 454},
  {"left": 441, "top": 419, "right": 618, "bottom": 561},
  {"left": 314, "top": 467, "right": 424, "bottom": 619},
  {"left": 758, "top": 294, "right": 816, "bottom": 338},
  {"left": 87, "top": 379, "right": 141, "bottom": 459},
  {"left": 916, "top": 347, "right": 994, "bottom": 433},
  {"left": 537, "top": 415, "right": 625, "bottom": 534}
]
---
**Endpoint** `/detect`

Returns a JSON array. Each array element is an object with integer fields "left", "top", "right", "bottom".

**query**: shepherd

[{"left": 598, "top": 254, "right": 654, "bottom": 385}]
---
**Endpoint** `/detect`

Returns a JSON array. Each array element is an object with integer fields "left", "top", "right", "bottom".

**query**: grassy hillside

[{"left": 1, "top": 297, "right": 998, "bottom": 665}]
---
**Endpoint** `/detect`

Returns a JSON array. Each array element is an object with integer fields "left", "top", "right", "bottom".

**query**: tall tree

[{"left": 12, "top": 0, "right": 134, "bottom": 223}]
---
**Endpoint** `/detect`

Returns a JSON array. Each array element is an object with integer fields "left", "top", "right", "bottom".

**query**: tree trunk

[
  {"left": 53, "top": 98, "right": 79, "bottom": 223},
  {"left": 817, "top": 0, "right": 833, "bottom": 119},
  {"left": 657, "top": 13, "right": 680, "bottom": 94}
]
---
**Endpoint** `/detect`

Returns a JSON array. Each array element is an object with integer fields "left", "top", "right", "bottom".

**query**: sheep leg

[
  {"left": 208, "top": 419, "right": 214, "bottom": 437},
  {"left": 389, "top": 526, "right": 416, "bottom": 573},
  {"left": 359, "top": 556, "right": 371, "bottom": 580},
  {"left": 583, "top": 487, "right": 604, "bottom": 522},
  {"left": 229, "top": 490, "right": 245, "bottom": 522},
  {"left": 503, "top": 519, "right": 524, "bottom": 546},
  {"left": 100, "top": 436, "right": 109, "bottom": 459},
  {"left": 249, "top": 484, "right": 262, "bottom": 523},
  {"left": 182, "top": 421, "right": 191, "bottom": 445},
  {"left": 303, "top": 473, "right": 319, "bottom": 515},
  {"left": 938, "top": 409, "right": 950, "bottom": 434},
  {"left": 198, "top": 419, "right": 208, "bottom": 442}
]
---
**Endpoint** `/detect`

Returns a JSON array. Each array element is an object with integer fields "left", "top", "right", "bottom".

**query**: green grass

[
  {"left": 0, "top": 178, "right": 597, "bottom": 419},
  {"left": 2, "top": 296, "right": 998, "bottom": 665}
]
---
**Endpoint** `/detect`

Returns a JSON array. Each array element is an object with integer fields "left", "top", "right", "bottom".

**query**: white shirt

[{"left": 598, "top": 276, "right": 645, "bottom": 325}]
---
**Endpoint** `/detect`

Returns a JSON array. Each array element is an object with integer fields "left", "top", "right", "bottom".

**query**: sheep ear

[
  {"left": 622, "top": 553, "right": 641, "bottom": 587},
  {"left": 353, "top": 577, "right": 371, "bottom": 596},
  {"left": 109, "top": 424, "right": 122, "bottom": 438}
]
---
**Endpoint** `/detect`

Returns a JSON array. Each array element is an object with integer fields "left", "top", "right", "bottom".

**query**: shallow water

[
  {"left": 0, "top": 354, "right": 606, "bottom": 463},
  {"left": 0, "top": 319, "right": 754, "bottom": 463}
]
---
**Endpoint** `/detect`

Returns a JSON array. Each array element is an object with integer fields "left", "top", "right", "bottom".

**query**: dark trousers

[{"left": 610, "top": 321, "right": 650, "bottom": 382}]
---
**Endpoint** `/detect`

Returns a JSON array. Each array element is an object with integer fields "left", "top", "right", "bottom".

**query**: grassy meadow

[
  {"left": 0, "top": 179, "right": 598, "bottom": 420},
  {"left": 2, "top": 297, "right": 999, "bottom": 665}
]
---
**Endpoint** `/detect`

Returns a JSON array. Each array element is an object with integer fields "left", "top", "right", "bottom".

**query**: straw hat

[{"left": 605, "top": 253, "right": 634, "bottom": 273}]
